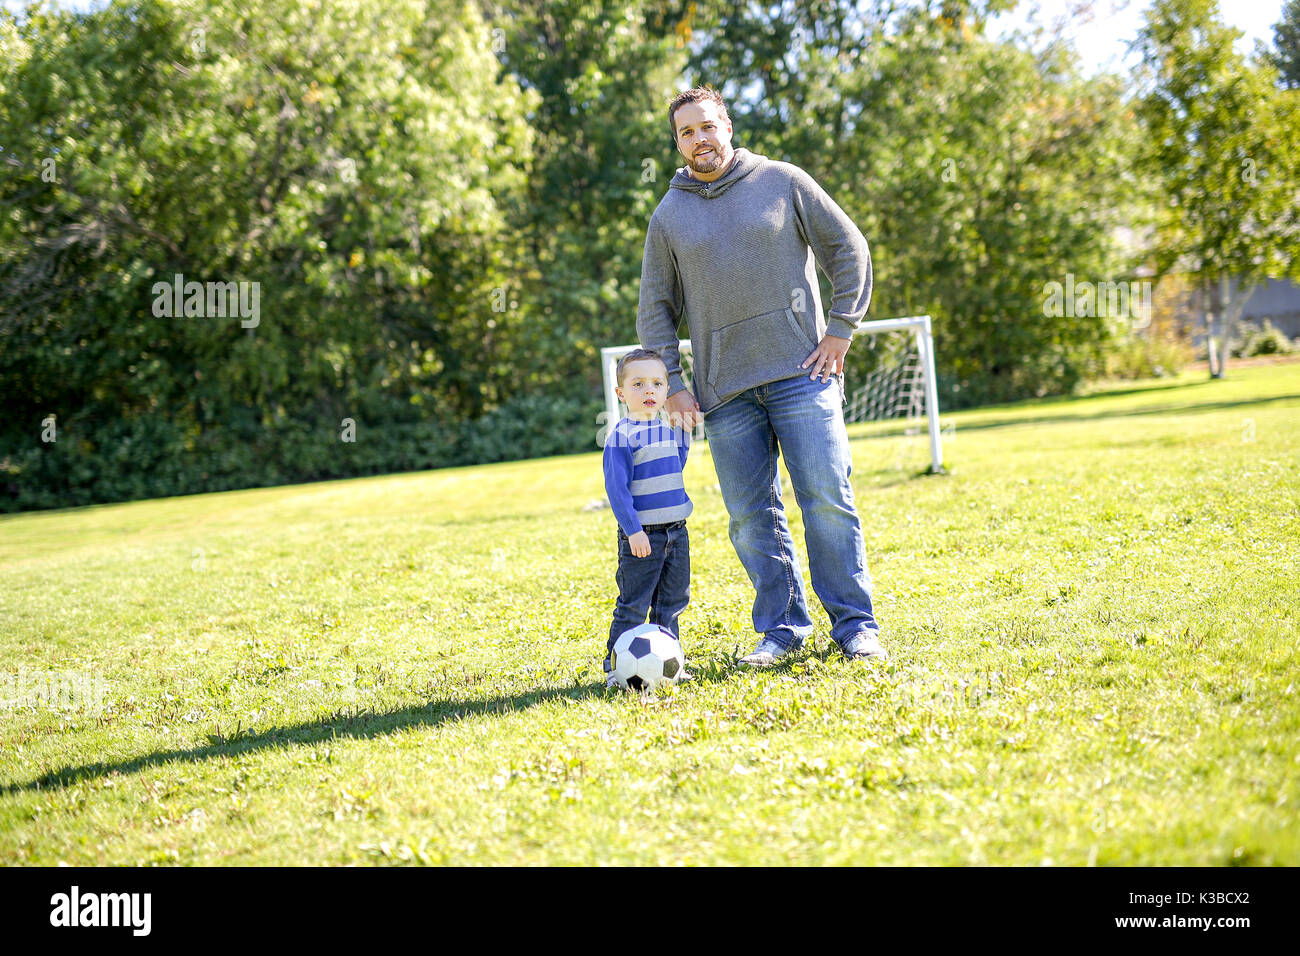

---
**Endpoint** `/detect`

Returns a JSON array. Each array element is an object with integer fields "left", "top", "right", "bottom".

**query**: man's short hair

[
  {"left": 616, "top": 348, "right": 667, "bottom": 386},
  {"left": 668, "top": 85, "right": 730, "bottom": 143}
]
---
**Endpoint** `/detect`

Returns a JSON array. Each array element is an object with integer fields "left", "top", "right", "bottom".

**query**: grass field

[{"left": 2, "top": 362, "right": 1298, "bottom": 865}]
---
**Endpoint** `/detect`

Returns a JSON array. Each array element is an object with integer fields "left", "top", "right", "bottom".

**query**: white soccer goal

[{"left": 601, "top": 315, "right": 944, "bottom": 472}]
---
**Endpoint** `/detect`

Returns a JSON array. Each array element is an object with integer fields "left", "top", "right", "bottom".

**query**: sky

[
  {"left": 989, "top": 0, "right": 1287, "bottom": 73},
  {"left": 2, "top": 0, "right": 1289, "bottom": 70}
]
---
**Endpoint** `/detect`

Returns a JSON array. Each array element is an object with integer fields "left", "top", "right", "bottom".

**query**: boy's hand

[{"left": 628, "top": 531, "right": 651, "bottom": 557}]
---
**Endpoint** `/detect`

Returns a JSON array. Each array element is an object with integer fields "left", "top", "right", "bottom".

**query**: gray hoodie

[{"left": 636, "top": 147, "right": 872, "bottom": 413}]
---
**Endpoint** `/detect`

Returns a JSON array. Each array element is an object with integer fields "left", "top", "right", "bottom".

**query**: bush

[
  {"left": 1231, "top": 321, "right": 1297, "bottom": 358},
  {"left": 0, "top": 415, "right": 196, "bottom": 511},
  {"left": 1103, "top": 335, "right": 1196, "bottom": 380},
  {"left": 460, "top": 394, "right": 601, "bottom": 465},
  {"left": 0, "top": 392, "right": 605, "bottom": 513}
]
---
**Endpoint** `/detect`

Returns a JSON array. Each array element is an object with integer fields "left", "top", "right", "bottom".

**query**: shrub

[
  {"left": 0, "top": 392, "right": 604, "bottom": 513},
  {"left": 460, "top": 394, "right": 601, "bottom": 465},
  {"left": 1103, "top": 335, "right": 1195, "bottom": 380},
  {"left": 1232, "top": 321, "right": 1296, "bottom": 358}
]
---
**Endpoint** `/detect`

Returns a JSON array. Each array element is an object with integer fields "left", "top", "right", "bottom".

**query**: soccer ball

[{"left": 609, "top": 623, "right": 685, "bottom": 691}]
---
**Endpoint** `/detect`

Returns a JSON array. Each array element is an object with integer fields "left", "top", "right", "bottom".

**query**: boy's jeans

[
  {"left": 703, "top": 373, "right": 879, "bottom": 650},
  {"left": 608, "top": 521, "right": 690, "bottom": 652}
]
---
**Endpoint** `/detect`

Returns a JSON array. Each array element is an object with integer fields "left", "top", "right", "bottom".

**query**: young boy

[{"left": 602, "top": 348, "right": 693, "bottom": 688}]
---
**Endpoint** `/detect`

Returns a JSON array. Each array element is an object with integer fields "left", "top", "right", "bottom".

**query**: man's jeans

[
  {"left": 704, "top": 373, "right": 879, "bottom": 650},
  {"left": 608, "top": 521, "right": 690, "bottom": 652}
]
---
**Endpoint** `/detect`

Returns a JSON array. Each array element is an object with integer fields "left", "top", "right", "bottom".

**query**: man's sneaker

[
  {"left": 740, "top": 637, "right": 795, "bottom": 667},
  {"left": 842, "top": 630, "right": 888, "bottom": 661}
]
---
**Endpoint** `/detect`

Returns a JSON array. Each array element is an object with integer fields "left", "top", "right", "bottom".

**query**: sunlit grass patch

[{"left": 1, "top": 363, "right": 1297, "bottom": 864}]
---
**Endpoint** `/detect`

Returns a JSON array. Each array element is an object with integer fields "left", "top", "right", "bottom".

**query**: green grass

[{"left": 2, "top": 362, "right": 1298, "bottom": 865}]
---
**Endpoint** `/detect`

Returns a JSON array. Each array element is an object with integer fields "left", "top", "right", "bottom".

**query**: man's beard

[{"left": 686, "top": 145, "right": 729, "bottom": 175}]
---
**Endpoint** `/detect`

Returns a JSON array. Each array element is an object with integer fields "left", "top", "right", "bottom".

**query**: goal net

[{"left": 600, "top": 315, "right": 944, "bottom": 473}]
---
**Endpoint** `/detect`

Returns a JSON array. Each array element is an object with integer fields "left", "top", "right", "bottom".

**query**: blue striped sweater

[{"left": 602, "top": 417, "right": 693, "bottom": 535}]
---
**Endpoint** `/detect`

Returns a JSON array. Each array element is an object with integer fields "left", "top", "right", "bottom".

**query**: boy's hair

[
  {"left": 668, "top": 85, "right": 730, "bottom": 143},
  {"left": 616, "top": 348, "right": 667, "bottom": 386}
]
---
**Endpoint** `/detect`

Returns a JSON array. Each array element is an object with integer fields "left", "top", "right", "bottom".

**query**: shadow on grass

[
  {"left": 855, "top": 466, "right": 951, "bottom": 489},
  {"left": 1, "top": 665, "right": 742, "bottom": 796},
  {"left": 1, "top": 681, "right": 605, "bottom": 795}
]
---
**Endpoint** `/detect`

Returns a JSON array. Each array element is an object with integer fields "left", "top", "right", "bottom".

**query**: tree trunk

[
  {"left": 1218, "top": 274, "right": 1253, "bottom": 378},
  {"left": 1205, "top": 279, "right": 1222, "bottom": 378},
  {"left": 1205, "top": 275, "right": 1257, "bottom": 379}
]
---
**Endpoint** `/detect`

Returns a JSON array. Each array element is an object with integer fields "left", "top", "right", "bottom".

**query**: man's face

[
  {"left": 673, "top": 100, "right": 734, "bottom": 180},
  {"left": 616, "top": 358, "right": 669, "bottom": 419}
]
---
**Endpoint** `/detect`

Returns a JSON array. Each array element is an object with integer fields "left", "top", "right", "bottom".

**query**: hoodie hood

[{"left": 669, "top": 147, "right": 763, "bottom": 199}]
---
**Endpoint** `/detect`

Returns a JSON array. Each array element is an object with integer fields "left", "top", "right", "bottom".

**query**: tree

[
  {"left": 0, "top": 0, "right": 536, "bottom": 508},
  {"left": 1135, "top": 0, "right": 1300, "bottom": 378},
  {"left": 684, "top": 0, "right": 1136, "bottom": 407},
  {"left": 488, "top": 0, "right": 686, "bottom": 399},
  {"left": 1269, "top": 0, "right": 1300, "bottom": 88}
]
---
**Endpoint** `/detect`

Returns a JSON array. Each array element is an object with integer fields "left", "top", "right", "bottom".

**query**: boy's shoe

[
  {"left": 842, "top": 630, "right": 888, "bottom": 661},
  {"left": 740, "top": 637, "right": 795, "bottom": 667},
  {"left": 676, "top": 669, "right": 694, "bottom": 684},
  {"left": 606, "top": 673, "right": 625, "bottom": 690}
]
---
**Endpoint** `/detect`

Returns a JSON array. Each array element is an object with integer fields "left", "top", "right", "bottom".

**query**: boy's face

[{"left": 616, "top": 358, "right": 669, "bottom": 419}]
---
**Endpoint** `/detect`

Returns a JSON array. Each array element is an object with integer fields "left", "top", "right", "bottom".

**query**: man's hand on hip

[
  {"left": 802, "top": 333, "right": 852, "bottom": 382},
  {"left": 666, "top": 389, "right": 702, "bottom": 431}
]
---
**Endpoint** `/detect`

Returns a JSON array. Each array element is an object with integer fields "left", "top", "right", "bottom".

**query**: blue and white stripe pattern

[{"left": 602, "top": 417, "right": 693, "bottom": 534}]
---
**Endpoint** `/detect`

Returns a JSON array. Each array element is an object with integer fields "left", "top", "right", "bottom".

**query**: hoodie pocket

[{"left": 707, "top": 308, "right": 818, "bottom": 399}]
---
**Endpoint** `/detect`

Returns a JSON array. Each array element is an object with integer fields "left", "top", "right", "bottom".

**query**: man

[{"left": 636, "top": 85, "right": 888, "bottom": 666}]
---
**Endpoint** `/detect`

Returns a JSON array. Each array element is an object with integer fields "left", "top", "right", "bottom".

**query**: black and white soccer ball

[{"left": 609, "top": 623, "right": 685, "bottom": 691}]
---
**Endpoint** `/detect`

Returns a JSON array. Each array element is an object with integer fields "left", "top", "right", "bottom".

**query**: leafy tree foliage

[
  {"left": 5, "top": 0, "right": 1280, "bottom": 510},
  {"left": 1269, "top": 0, "right": 1300, "bottom": 88},
  {"left": 685, "top": 0, "right": 1134, "bottom": 406},
  {"left": 487, "top": 0, "right": 686, "bottom": 398},
  {"left": 1135, "top": 0, "right": 1300, "bottom": 378},
  {"left": 1, "top": 0, "right": 537, "bottom": 508}
]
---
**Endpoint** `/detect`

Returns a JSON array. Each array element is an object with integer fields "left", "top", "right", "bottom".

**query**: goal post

[{"left": 600, "top": 315, "right": 944, "bottom": 473}]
